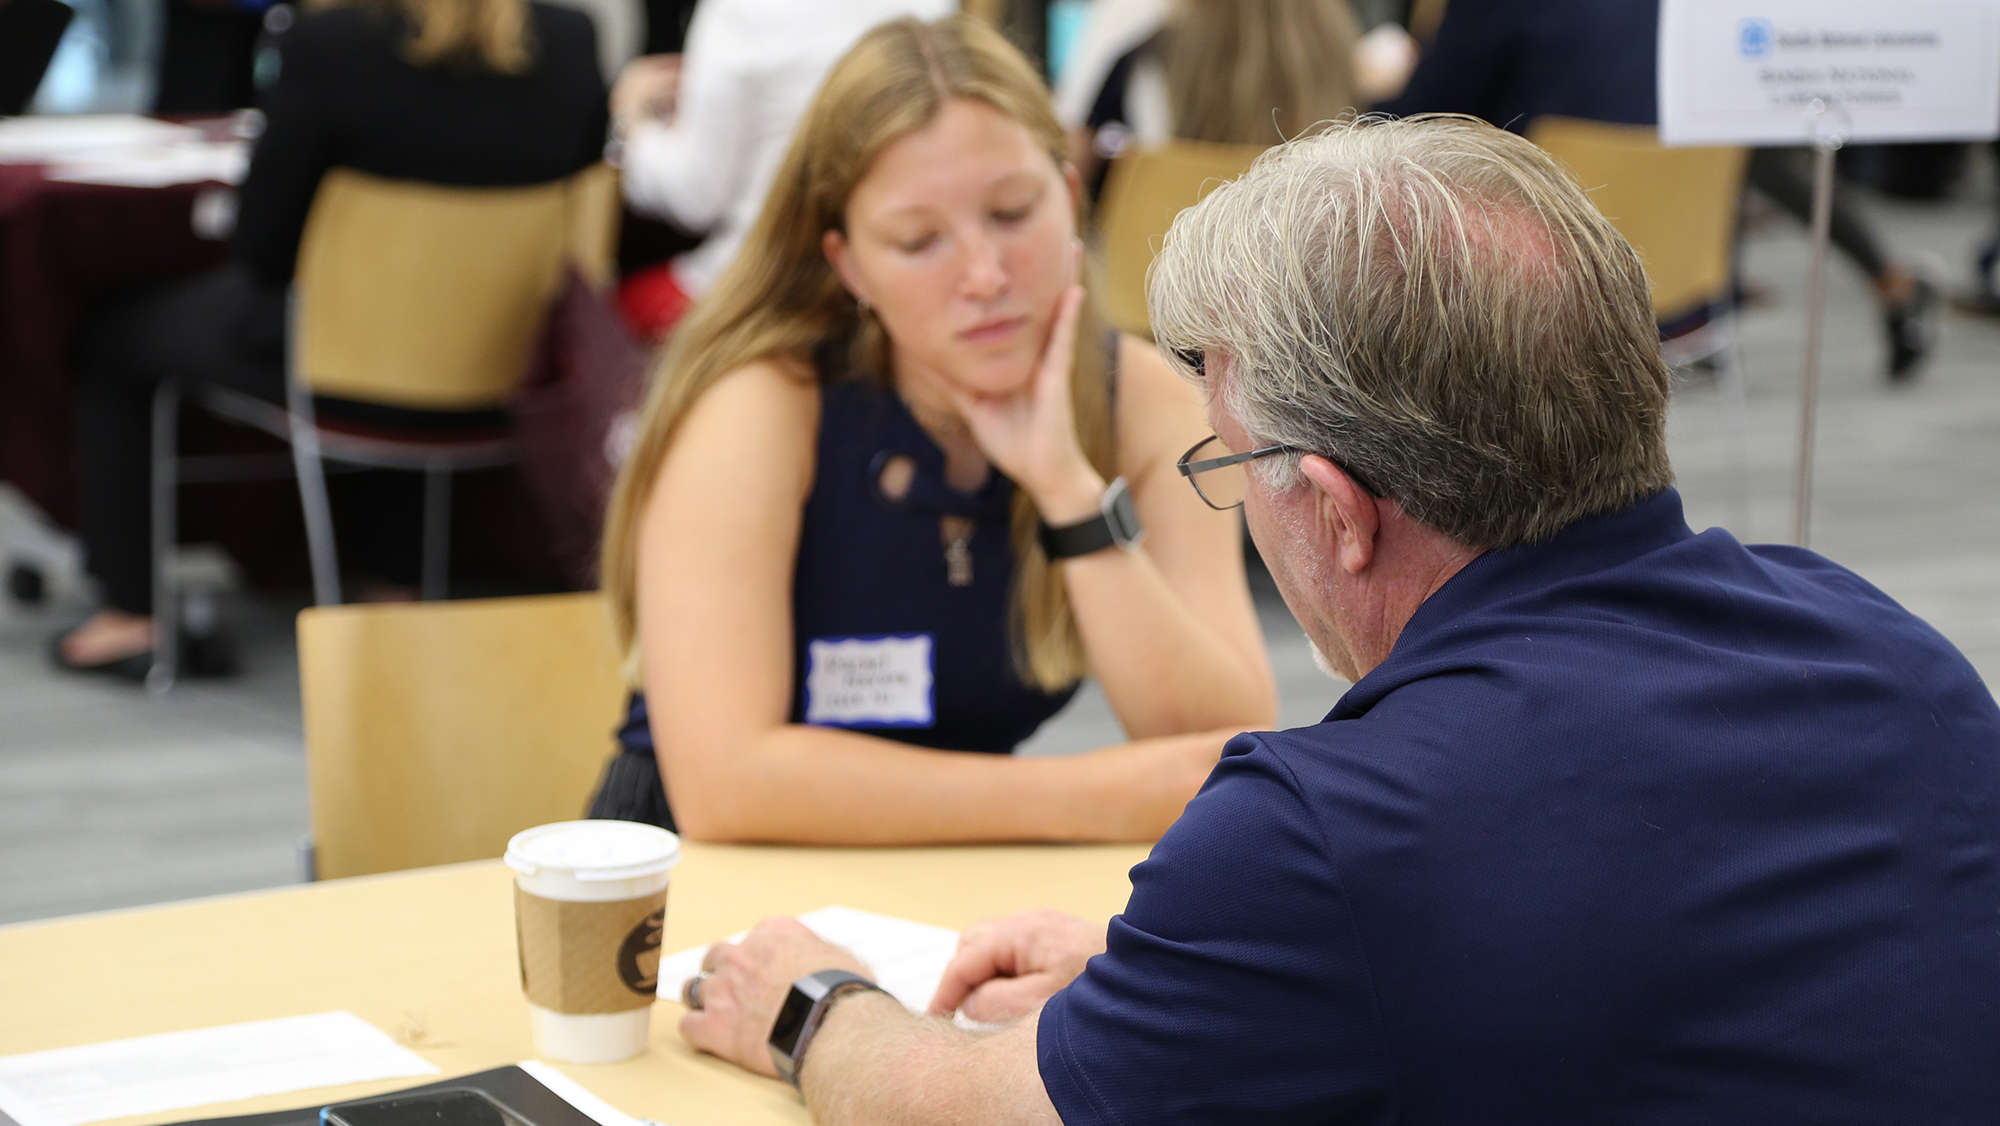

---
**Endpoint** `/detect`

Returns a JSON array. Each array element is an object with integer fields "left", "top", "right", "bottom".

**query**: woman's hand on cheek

[{"left": 947, "top": 285, "right": 1105, "bottom": 523}]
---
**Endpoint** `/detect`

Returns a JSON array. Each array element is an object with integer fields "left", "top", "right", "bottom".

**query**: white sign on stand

[
  {"left": 1661, "top": 0, "right": 2000, "bottom": 146},
  {"left": 1658, "top": 0, "right": 2000, "bottom": 546}
]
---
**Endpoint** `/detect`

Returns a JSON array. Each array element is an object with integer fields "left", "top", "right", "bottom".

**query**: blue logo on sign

[{"left": 1739, "top": 18, "right": 1775, "bottom": 58}]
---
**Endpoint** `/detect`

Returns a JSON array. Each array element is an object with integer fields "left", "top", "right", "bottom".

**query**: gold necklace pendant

[{"left": 940, "top": 515, "right": 974, "bottom": 587}]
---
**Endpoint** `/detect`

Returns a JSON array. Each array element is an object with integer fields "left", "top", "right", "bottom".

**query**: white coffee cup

[{"left": 505, "top": 820, "right": 681, "bottom": 1063}]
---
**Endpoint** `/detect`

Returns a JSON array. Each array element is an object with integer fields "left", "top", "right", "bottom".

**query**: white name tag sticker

[{"left": 804, "top": 635, "right": 935, "bottom": 728}]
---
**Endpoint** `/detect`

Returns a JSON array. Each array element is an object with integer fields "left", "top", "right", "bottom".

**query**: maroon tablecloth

[{"left": 0, "top": 161, "right": 228, "bottom": 526}]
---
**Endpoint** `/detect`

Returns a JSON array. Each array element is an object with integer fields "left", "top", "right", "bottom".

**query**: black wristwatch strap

[
  {"left": 1039, "top": 511, "right": 1118, "bottom": 558},
  {"left": 1039, "top": 477, "right": 1143, "bottom": 559}
]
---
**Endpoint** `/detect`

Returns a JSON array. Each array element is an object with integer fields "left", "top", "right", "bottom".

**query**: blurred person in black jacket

[
  {"left": 54, "top": 0, "right": 608, "bottom": 680},
  {"left": 1374, "top": 0, "right": 1657, "bottom": 131},
  {"left": 153, "top": 0, "right": 265, "bottom": 115}
]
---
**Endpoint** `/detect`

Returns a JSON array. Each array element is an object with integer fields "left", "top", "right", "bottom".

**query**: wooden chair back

[
  {"left": 297, "top": 592, "right": 629, "bottom": 880},
  {"left": 1094, "top": 140, "right": 1268, "bottom": 339},
  {"left": 292, "top": 164, "right": 619, "bottom": 411},
  {"left": 1528, "top": 116, "right": 1748, "bottom": 324}
]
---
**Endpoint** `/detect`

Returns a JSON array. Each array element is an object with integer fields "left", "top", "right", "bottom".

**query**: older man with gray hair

[{"left": 672, "top": 115, "right": 2000, "bottom": 1124}]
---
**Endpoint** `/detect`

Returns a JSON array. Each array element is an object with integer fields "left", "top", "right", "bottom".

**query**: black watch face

[{"left": 769, "top": 985, "right": 816, "bottom": 1055}]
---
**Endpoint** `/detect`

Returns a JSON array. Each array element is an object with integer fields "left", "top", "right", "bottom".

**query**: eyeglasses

[
  {"left": 1177, "top": 435, "right": 1300, "bottom": 511},
  {"left": 1176, "top": 434, "right": 1381, "bottom": 511}
]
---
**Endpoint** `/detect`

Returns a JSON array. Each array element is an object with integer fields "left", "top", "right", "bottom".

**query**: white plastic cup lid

[{"left": 504, "top": 820, "right": 681, "bottom": 882}]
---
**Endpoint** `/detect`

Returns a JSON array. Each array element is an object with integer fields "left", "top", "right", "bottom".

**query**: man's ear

[
  {"left": 1299, "top": 454, "right": 1379, "bottom": 575},
  {"left": 822, "top": 228, "right": 865, "bottom": 305}
]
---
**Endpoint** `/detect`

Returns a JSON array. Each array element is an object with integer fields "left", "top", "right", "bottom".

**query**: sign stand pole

[{"left": 1792, "top": 101, "right": 1848, "bottom": 548}]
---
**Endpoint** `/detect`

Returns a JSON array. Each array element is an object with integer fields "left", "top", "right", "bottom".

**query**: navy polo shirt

[{"left": 1038, "top": 489, "right": 2000, "bottom": 1124}]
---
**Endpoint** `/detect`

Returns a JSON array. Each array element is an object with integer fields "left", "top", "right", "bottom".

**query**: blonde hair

[
  {"left": 602, "top": 15, "right": 1116, "bottom": 691},
  {"left": 1149, "top": 115, "right": 1674, "bottom": 548},
  {"left": 1164, "top": 0, "right": 1362, "bottom": 145},
  {"left": 313, "top": 0, "right": 534, "bottom": 73}
]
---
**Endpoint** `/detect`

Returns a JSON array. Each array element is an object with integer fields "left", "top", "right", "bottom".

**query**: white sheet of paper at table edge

[
  {"left": 43, "top": 142, "right": 249, "bottom": 189},
  {"left": 0, "top": 1011, "right": 438, "bottom": 1126},
  {"left": 657, "top": 905, "right": 960, "bottom": 1014},
  {"left": 516, "top": 1061, "right": 659, "bottom": 1126},
  {"left": 0, "top": 116, "right": 205, "bottom": 162}
]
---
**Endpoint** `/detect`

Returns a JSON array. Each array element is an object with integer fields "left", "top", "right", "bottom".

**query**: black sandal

[
  {"left": 46, "top": 631, "right": 155, "bottom": 681},
  {"left": 1885, "top": 276, "right": 1939, "bottom": 383},
  {"left": 47, "top": 626, "right": 240, "bottom": 683}
]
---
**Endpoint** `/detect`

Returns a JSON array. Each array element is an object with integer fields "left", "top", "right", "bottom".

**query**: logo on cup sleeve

[{"left": 617, "top": 907, "right": 666, "bottom": 996}]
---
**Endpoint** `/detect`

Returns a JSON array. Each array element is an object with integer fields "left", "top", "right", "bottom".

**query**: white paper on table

[
  {"left": 43, "top": 141, "right": 249, "bottom": 188},
  {"left": 657, "top": 906, "right": 960, "bottom": 1013},
  {"left": 0, "top": 1012, "right": 439, "bottom": 1126},
  {"left": 515, "top": 1061, "right": 660, "bottom": 1126},
  {"left": 0, "top": 116, "right": 204, "bottom": 163}
]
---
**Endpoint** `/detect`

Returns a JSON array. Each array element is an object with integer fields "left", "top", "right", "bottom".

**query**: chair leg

[
  {"left": 287, "top": 396, "right": 342, "bottom": 606},
  {"left": 1717, "top": 318, "right": 1753, "bottom": 536},
  {"left": 147, "top": 382, "right": 181, "bottom": 695},
  {"left": 421, "top": 463, "right": 450, "bottom": 601}
]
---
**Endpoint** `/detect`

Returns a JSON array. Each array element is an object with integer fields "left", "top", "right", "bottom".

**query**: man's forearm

[{"left": 798, "top": 993, "right": 1060, "bottom": 1126}]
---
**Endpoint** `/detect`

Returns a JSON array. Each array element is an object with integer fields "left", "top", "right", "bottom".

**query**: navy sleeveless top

[{"left": 609, "top": 356, "right": 1082, "bottom": 783}]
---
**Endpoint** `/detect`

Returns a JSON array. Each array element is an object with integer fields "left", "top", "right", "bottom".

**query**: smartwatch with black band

[
  {"left": 1039, "top": 477, "right": 1144, "bottom": 559},
  {"left": 767, "top": 969, "right": 887, "bottom": 1088}
]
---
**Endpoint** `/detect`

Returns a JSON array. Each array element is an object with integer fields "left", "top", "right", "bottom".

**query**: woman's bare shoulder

[{"left": 1112, "top": 332, "right": 1207, "bottom": 471}]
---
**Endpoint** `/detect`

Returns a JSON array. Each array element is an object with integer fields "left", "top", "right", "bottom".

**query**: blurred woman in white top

[{"left": 611, "top": 0, "right": 954, "bottom": 332}]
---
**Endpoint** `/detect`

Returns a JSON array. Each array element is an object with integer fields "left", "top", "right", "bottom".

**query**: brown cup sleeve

[{"left": 515, "top": 885, "right": 667, "bottom": 1014}]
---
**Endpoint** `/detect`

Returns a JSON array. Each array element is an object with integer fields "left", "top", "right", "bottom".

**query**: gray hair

[{"left": 1148, "top": 114, "right": 1675, "bottom": 549}]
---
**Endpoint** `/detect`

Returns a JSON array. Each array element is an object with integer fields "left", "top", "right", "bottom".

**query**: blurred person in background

[
  {"left": 1744, "top": 148, "right": 1937, "bottom": 381},
  {"left": 1050, "top": 0, "right": 1163, "bottom": 132},
  {"left": 1375, "top": 1, "right": 1659, "bottom": 137},
  {"left": 52, "top": 0, "right": 607, "bottom": 680},
  {"left": 1377, "top": 0, "right": 1939, "bottom": 383},
  {"left": 153, "top": 0, "right": 264, "bottom": 114},
  {"left": 607, "top": 0, "right": 954, "bottom": 341},
  {"left": 1072, "top": 0, "right": 1365, "bottom": 196},
  {"left": 539, "top": 0, "right": 641, "bottom": 80},
  {"left": 1958, "top": 138, "right": 2000, "bottom": 317},
  {"left": 588, "top": 15, "right": 1275, "bottom": 843}
]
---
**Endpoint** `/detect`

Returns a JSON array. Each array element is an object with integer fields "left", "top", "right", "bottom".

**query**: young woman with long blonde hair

[{"left": 588, "top": 14, "right": 1274, "bottom": 844}]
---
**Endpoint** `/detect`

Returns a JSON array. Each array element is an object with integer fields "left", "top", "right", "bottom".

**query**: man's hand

[
  {"left": 928, "top": 909, "right": 1107, "bottom": 1024},
  {"left": 679, "top": 917, "right": 870, "bottom": 1078}
]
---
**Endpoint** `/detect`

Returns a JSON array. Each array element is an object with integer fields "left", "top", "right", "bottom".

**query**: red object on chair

[{"left": 616, "top": 261, "right": 694, "bottom": 343}]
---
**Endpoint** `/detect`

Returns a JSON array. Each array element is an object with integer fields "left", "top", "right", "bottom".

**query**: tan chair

[
  {"left": 1093, "top": 140, "right": 1268, "bottom": 339},
  {"left": 147, "top": 165, "right": 618, "bottom": 690},
  {"left": 1528, "top": 117, "right": 1748, "bottom": 336},
  {"left": 1528, "top": 116, "right": 1752, "bottom": 521},
  {"left": 296, "top": 592, "right": 629, "bottom": 880}
]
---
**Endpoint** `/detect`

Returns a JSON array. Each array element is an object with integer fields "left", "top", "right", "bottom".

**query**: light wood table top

[{"left": 0, "top": 843, "right": 1149, "bottom": 1126}]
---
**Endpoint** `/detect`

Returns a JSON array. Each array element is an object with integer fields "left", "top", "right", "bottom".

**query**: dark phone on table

[{"left": 322, "top": 1088, "right": 536, "bottom": 1126}]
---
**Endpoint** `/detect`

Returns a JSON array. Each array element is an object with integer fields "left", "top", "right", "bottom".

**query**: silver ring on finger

[{"left": 683, "top": 969, "right": 712, "bottom": 1010}]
